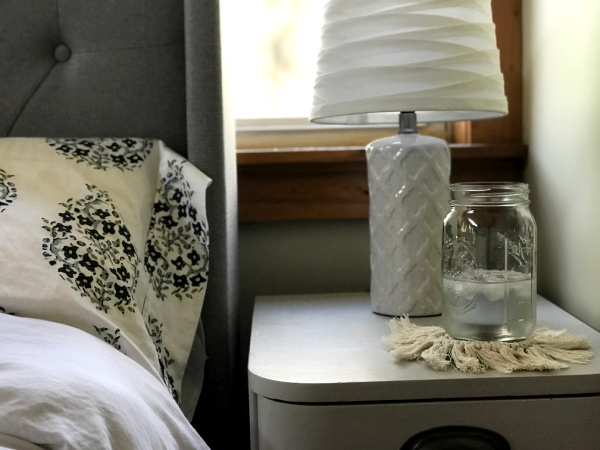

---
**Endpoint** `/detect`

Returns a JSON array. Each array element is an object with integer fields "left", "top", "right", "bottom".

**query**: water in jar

[{"left": 442, "top": 270, "right": 535, "bottom": 341}]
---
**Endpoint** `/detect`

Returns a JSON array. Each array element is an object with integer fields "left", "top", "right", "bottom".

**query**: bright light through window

[{"left": 221, "top": 0, "right": 325, "bottom": 121}]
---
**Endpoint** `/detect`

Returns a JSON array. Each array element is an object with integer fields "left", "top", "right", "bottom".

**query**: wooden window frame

[{"left": 237, "top": 0, "right": 524, "bottom": 222}]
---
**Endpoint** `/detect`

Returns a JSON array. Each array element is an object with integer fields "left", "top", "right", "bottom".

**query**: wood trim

[
  {"left": 238, "top": 147, "right": 366, "bottom": 165},
  {"left": 236, "top": 122, "right": 449, "bottom": 150},
  {"left": 238, "top": 144, "right": 528, "bottom": 222}
]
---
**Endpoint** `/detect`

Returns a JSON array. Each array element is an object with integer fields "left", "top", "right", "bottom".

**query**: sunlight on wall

[
  {"left": 523, "top": 0, "right": 600, "bottom": 330},
  {"left": 221, "top": 0, "right": 325, "bottom": 119}
]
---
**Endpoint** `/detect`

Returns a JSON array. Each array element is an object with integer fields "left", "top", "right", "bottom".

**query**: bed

[{"left": 0, "top": 1, "right": 238, "bottom": 449}]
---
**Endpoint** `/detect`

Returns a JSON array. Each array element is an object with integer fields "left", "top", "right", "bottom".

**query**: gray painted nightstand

[{"left": 248, "top": 293, "right": 600, "bottom": 449}]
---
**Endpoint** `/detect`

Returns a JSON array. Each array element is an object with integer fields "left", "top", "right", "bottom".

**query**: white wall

[{"left": 523, "top": 1, "right": 600, "bottom": 330}]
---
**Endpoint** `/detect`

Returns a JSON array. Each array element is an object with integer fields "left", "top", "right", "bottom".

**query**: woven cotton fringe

[{"left": 383, "top": 316, "right": 592, "bottom": 374}]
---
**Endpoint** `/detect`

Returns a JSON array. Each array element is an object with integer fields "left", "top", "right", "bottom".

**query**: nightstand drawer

[{"left": 256, "top": 395, "right": 600, "bottom": 450}]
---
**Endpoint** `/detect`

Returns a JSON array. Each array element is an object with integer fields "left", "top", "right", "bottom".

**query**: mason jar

[{"left": 442, "top": 182, "right": 537, "bottom": 341}]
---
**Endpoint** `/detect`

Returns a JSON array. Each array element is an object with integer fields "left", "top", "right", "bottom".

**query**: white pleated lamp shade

[{"left": 310, "top": 0, "right": 508, "bottom": 125}]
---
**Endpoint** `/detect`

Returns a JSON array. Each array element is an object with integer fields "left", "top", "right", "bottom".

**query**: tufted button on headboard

[
  {"left": 53, "top": 44, "right": 72, "bottom": 63},
  {"left": 0, "top": 0, "right": 187, "bottom": 153}
]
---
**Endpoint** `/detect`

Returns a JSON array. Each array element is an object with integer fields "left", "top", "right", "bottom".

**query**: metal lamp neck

[{"left": 398, "top": 112, "right": 418, "bottom": 134}]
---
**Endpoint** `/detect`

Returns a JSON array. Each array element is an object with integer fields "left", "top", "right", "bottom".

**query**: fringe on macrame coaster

[{"left": 383, "top": 316, "right": 593, "bottom": 374}]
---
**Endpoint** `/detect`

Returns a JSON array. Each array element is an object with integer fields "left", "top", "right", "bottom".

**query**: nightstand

[{"left": 248, "top": 293, "right": 600, "bottom": 450}]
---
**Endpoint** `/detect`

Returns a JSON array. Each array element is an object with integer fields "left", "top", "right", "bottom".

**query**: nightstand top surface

[{"left": 248, "top": 293, "right": 600, "bottom": 403}]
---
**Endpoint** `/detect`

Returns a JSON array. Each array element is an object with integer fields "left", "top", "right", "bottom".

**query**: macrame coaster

[{"left": 383, "top": 316, "right": 593, "bottom": 374}]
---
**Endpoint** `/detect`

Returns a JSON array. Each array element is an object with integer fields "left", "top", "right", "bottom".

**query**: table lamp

[{"left": 310, "top": 0, "right": 508, "bottom": 316}]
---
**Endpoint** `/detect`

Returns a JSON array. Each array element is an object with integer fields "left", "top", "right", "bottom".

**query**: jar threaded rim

[{"left": 450, "top": 182, "right": 529, "bottom": 206}]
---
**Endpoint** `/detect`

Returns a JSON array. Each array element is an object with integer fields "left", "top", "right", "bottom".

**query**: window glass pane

[{"left": 221, "top": 0, "right": 325, "bottom": 120}]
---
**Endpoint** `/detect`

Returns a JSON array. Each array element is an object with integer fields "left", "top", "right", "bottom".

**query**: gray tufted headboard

[{"left": 0, "top": 1, "right": 239, "bottom": 448}]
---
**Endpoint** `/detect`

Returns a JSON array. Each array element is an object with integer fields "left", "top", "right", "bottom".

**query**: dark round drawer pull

[{"left": 401, "top": 426, "right": 510, "bottom": 450}]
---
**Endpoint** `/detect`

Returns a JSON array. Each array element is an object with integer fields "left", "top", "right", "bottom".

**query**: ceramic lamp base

[{"left": 366, "top": 116, "right": 450, "bottom": 317}]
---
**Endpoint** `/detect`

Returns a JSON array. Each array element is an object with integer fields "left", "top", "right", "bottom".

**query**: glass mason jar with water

[{"left": 442, "top": 183, "right": 537, "bottom": 341}]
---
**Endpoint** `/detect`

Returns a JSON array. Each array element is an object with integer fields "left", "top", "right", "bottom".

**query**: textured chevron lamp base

[{"left": 366, "top": 113, "right": 450, "bottom": 317}]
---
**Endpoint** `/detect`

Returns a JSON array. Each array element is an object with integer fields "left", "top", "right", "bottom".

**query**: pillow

[{"left": 0, "top": 137, "right": 210, "bottom": 406}]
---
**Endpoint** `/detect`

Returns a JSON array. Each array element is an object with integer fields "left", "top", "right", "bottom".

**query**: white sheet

[{"left": 0, "top": 313, "right": 209, "bottom": 449}]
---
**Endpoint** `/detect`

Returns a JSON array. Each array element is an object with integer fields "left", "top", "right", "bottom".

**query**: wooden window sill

[{"left": 237, "top": 143, "right": 528, "bottom": 222}]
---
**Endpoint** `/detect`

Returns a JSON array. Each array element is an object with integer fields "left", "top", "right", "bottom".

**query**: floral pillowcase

[{"left": 0, "top": 137, "right": 210, "bottom": 406}]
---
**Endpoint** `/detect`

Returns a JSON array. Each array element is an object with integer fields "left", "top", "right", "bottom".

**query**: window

[
  {"left": 221, "top": 0, "right": 407, "bottom": 148},
  {"left": 223, "top": 0, "right": 527, "bottom": 221},
  {"left": 221, "top": 0, "right": 324, "bottom": 121}
]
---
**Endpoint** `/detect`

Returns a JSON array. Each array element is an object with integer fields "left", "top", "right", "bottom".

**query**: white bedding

[{"left": 0, "top": 313, "right": 209, "bottom": 449}]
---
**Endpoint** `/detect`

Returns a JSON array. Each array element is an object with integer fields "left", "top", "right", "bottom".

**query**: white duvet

[{"left": 0, "top": 313, "right": 209, "bottom": 449}]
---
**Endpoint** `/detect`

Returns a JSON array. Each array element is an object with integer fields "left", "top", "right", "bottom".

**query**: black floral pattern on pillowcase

[
  {"left": 46, "top": 137, "right": 153, "bottom": 171},
  {"left": 42, "top": 184, "right": 140, "bottom": 314},
  {"left": 146, "top": 315, "right": 178, "bottom": 403},
  {"left": 145, "top": 159, "right": 209, "bottom": 302},
  {"left": 94, "top": 325, "right": 122, "bottom": 351},
  {"left": 0, "top": 306, "right": 16, "bottom": 315},
  {"left": 0, "top": 168, "right": 17, "bottom": 212}
]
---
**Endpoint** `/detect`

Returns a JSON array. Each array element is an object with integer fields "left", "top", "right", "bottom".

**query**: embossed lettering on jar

[{"left": 442, "top": 183, "right": 537, "bottom": 341}]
